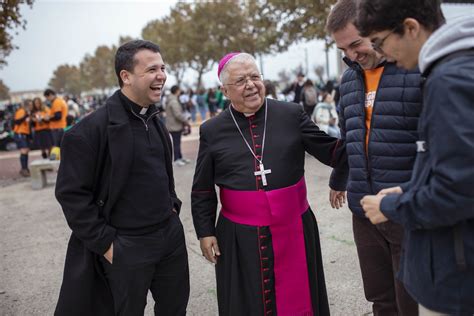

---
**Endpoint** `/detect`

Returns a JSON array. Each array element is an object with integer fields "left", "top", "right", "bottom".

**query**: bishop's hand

[
  {"left": 200, "top": 236, "right": 221, "bottom": 264},
  {"left": 329, "top": 189, "right": 346, "bottom": 209}
]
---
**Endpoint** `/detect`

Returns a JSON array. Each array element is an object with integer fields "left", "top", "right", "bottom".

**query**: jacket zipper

[{"left": 129, "top": 108, "right": 161, "bottom": 132}]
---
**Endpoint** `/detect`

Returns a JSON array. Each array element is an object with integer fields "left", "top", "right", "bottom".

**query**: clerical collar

[
  {"left": 230, "top": 101, "right": 265, "bottom": 118},
  {"left": 119, "top": 90, "right": 154, "bottom": 117}
]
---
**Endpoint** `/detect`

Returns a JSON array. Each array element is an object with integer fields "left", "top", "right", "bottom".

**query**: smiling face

[
  {"left": 332, "top": 22, "right": 383, "bottom": 70},
  {"left": 222, "top": 59, "right": 265, "bottom": 114},
  {"left": 120, "top": 49, "right": 166, "bottom": 107}
]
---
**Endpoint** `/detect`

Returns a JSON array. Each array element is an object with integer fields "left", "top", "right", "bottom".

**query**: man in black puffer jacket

[{"left": 326, "top": 1, "right": 421, "bottom": 315}]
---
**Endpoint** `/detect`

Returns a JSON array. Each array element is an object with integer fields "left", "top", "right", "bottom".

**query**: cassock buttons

[{"left": 251, "top": 124, "right": 257, "bottom": 128}]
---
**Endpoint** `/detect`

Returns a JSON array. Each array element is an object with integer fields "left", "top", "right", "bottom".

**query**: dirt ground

[{"left": 0, "top": 138, "right": 372, "bottom": 315}]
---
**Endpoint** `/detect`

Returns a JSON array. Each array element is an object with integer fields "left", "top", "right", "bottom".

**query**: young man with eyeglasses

[
  {"left": 357, "top": 1, "right": 474, "bottom": 315},
  {"left": 191, "top": 52, "right": 348, "bottom": 315},
  {"left": 326, "top": 0, "right": 422, "bottom": 314}
]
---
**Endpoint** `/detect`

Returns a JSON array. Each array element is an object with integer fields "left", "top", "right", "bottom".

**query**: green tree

[
  {"left": 118, "top": 35, "right": 134, "bottom": 46},
  {"left": 80, "top": 45, "right": 116, "bottom": 92},
  {"left": 184, "top": 1, "right": 286, "bottom": 87},
  {"left": 237, "top": 1, "right": 286, "bottom": 55},
  {"left": 146, "top": 1, "right": 284, "bottom": 88},
  {"left": 0, "top": 79, "right": 10, "bottom": 100},
  {"left": 140, "top": 0, "right": 336, "bottom": 88},
  {"left": 263, "top": 0, "right": 337, "bottom": 42},
  {"left": 142, "top": 11, "right": 189, "bottom": 87},
  {"left": 48, "top": 64, "right": 84, "bottom": 96},
  {"left": 0, "top": 1, "right": 34, "bottom": 67}
]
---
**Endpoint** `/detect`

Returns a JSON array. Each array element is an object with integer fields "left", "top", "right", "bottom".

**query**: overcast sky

[{"left": 1, "top": 1, "right": 472, "bottom": 93}]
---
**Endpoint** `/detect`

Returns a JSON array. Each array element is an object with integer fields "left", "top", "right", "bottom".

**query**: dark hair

[
  {"left": 43, "top": 88, "right": 56, "bottom": 97},
  {"left": 170, "top": 85, "right": 180, "bottom": 94},
  {"left": 263, "top": 80, "right": 277, "bottom": 99},
  {"left": 32, "top": 97, "right": 43, "bottom": 111},
  {"left": 304, "top": 79, "right": 314, "bottom": 87},
  {"left": 326, "top": 0, "right": 357, "bottom": 34},
  {"left": 115, "top": 40, "right": 161, "bottom": 88},
  {"left": 356, "top": 0, "right": 445, "bottom": 37}
]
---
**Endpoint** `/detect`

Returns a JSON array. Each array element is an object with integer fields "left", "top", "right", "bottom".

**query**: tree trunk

[{"left": 196, "top": 68, "right": 204, "bottom": 90}]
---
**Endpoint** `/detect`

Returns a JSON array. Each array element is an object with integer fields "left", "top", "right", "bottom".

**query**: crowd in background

[{"left": 2, "top": 76, "right": 340, "bottom": 175}]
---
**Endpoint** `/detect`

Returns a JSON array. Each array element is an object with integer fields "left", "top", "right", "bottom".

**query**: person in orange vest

[
  {"left": 31, "top": 97, "right": 53, "bottom": 159},
  {"left": 44, "top": 89, "right": 68, "bottom": 147},
  {"left": 13, "top": 100, "right": 33, "bottom": 177}
]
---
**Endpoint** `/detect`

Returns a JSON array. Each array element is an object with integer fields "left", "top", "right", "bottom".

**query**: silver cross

[{"left": 254, "top": 163, "right": 272, "bottom": 186}]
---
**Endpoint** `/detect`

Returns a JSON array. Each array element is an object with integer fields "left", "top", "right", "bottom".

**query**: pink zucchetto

[{"left": 217, "top": 52, "right": 241, "bottom": 79}]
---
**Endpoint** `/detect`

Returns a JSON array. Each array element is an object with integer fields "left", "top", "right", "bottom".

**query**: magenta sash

[{"left": 220, "top": 177, "right": 313, "bottom": 316}]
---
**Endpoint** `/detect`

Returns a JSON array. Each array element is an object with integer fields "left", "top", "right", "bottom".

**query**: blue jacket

[
  {"left": 380, "top": 16, "right": 474, "bottom": 315},
  {"left": 330, "top": 59, "right": 422, "bottom": 217}
]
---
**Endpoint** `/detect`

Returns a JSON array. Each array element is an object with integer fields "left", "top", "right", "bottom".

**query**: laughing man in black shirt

[{"left": 55, "top": 40, "right": 189, "bottom": 316}]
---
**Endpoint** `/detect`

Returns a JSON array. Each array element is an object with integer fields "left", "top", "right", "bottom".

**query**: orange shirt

[
  {"left": 363, "top": 66, "right": 384, "bottom": 153},
  {"left": 49, "top": 97, "right": 68, "bottom": 129},
  {"left": 33, "top": 110, "right": 50, "bottom": 131},
  {"left": 13, "top": 108, "right": 30, "bottom": 135}
]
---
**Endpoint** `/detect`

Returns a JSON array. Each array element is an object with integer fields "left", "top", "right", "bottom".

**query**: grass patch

[{"left": 328, "top": 235, "right": 355, "bottom": 246}]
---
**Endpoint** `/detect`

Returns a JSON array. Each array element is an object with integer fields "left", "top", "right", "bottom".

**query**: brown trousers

[{"left": 353, "top": 214, "right": 418, "bottom": 316}]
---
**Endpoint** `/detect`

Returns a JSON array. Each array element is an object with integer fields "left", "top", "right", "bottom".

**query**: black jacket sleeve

[
  {"left": 329, "top": 102, "right": 349, "bottom": 191},
  {"left": 14, "top": 113, "right": 29, "bottom": 125},
  {"left": 299, "top": 107, "right": 348, "bottom": 188},
  {"left": 191, "top": 125, "right": 218, "bottom": 239},
  {"left": 55, "top": 131, "right": 116, "bottom": 255},
  {"left": 49, "top": 111, "right": 62, "bottom": 121}
]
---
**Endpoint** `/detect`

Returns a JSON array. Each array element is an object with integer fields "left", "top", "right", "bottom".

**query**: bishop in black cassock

[{"left": 192, "top": 53, "right": 347, "bottom": 316}]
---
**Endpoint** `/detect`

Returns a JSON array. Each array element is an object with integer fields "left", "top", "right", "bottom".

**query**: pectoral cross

[{"left": 254, "top": 163, "right": 272, "bottom": 186}]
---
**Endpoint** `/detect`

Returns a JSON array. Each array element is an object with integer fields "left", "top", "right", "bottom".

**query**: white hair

[{"left": 219, "top": 53, "right": 259, "bottom": 84}]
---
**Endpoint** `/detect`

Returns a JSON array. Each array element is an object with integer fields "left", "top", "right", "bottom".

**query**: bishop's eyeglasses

[{"left": 226, "top": 74, "right": 263, "bottom": 87}]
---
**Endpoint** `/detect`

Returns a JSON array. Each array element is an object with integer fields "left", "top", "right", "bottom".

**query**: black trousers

[
  {"left": 353, "top": 214, "right": 418, "bottom": 316},
  {"left": 170, "top": 131, "right": 182, "bottom": 161},
  {"left": 50, "top": 128, "right": 64, "bottom": 147},
  {"left": 100, "top": 214, "right": 189, "bottom": 316}
]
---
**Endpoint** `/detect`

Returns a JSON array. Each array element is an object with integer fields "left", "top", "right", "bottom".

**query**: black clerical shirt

[
  {"left": 110, "top": 92, "right": 172, "bottom": 231},
  {"left": 192, "top": 98, "right": 347, "bottom": 238}
]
